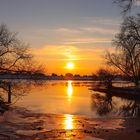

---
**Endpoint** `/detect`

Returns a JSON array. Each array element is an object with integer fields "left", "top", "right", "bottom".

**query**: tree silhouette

[
  {"left": 114, "top": 0, "right": 140, "bottom": 14},
  {"left": 120, "top": 99, "right": 140, "bottom": 117},
  {"left": 0, "top": 24, "right": 32, "bottom": 73},
  {"left": 96, "top": 68, "right": 116, "bottom": 89},
  {"left": 106, "top": 15, "right": 140, "bottom": 86},
  {"left": 0, "top": 24, "right": 44, "bottom": 103},
  {"left": 91, "top": 93, "right": 140, "bottom": 117},
  {"left": 91, "top": 93, "right": 115, "bottom": 116}
]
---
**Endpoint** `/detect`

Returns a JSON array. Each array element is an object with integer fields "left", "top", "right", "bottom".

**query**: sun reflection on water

[
  {"left": 64, "top": 114, "right": 73, "bottom": 130},
  {"left": 67, "top": 80, "right": 73, "bottom": 98}
]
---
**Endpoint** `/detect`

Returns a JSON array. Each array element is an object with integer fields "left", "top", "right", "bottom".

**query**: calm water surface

[{"left": 15, "top": 80, "right": 140, "bottom": 118}]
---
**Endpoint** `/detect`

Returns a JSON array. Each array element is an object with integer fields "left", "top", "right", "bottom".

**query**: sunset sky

[{"left": 0, "top": 0, "right": 139, "bottom": 75}]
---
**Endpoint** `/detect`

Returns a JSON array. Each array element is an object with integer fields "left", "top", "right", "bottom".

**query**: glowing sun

[{"left": 66, "top": 62, "right": 74, "bottom": 69}]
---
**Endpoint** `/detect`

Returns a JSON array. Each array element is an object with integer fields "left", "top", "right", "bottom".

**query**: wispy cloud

[
  {"left": 63, "top": 37, "right": 111, "bottom": 45},
  {"left": 31, "top": 44, "right": 115, "bottom": 74},
  {"left": 54, "top": 26, "right": 117, "bottom": 36},
  {"left": 54, "top": 28, "right": 82, "bottom": 34},
  {"left": 81, "top": 27, "right": 117, "bottom": 35},
  {"left": 51, "top": 25, "right": 116, "bottom": 45},
  {"left": 32, "top": 45, "right": 81, "bottom": 61},
  {"left": 31, "top": 45, "right": 114, "bottom": 62},
  {"left": 84, "top": 17, "right": 121, "bottom": 27}
]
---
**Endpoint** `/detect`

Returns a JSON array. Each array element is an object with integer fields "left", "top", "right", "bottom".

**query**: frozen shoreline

[{"left": 0, "top": 107, "right": 140, "bottom": 140}]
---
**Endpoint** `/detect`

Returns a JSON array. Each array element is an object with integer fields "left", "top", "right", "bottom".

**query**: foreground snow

[{"left": 0, "top": 107, "right": 140, "bottom": 140}]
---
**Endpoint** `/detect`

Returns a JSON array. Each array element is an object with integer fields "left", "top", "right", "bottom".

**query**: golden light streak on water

[
  {"left": 64, "top": 114, "right": 73, "bottom": 130},
  {"left": 67, "top": 80, "right": 73, "bottom": 98}
]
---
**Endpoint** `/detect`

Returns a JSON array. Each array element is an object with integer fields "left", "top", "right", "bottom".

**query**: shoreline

[
  {"left": 90, "top": 86, "right": 140, "bottom": 100},
  {"left": 0, "top": 107, "right": 140, "bottom": 140}
]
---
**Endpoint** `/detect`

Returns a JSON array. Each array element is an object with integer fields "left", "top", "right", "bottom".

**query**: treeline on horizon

[{"left": 0, "top": 70, "right": 133, "bottom": 82}]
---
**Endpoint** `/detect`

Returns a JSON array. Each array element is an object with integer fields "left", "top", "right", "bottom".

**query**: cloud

[
  {"left": 31, "top": 44, "right": 115, "bottom": 74},
  {"left": 31, "top": 44, "right": 114, "bottom": 62},
  {"left": 50, "top": 24, "right": 117, "bottom": 45},
  {"left": 17, "top": 16, "right": 119, "bottom": 48},
  {"left": 84, "top": 17, "right": 121, "bottom": 27},
  {"left": 54, "top": 28, "right": 82, "bottom": 34},
  {"left": 81, "top": 27, "right": 117, "bottom": 35},
  {"left": 31, "top": 45, "right": 81, "bottom": 61},
  {"left": 63, "top": 37, "right": 111, "bottom": 45},
  {"left": 54, "top": 26, "right": 117, "bottom": 36}
]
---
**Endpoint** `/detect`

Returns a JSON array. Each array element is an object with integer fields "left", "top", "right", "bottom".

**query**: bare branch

[
  {"left": 113, "top": 0, "right": 140, "bottom": 15},
  {"left": 106, "top": 15, "right": 140, "bottom": 86}
]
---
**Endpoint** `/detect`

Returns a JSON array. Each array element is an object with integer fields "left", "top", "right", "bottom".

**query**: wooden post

[{"left": 8, "top": 84, "right": 11, "bottom": 103}]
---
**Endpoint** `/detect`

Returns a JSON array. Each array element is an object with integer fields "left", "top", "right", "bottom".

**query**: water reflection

[
  {"left": 91, "top": 92, "right": 140, "bottom": 118},
  {"left": 120, "top": 100, "right": 140, "bottom": 117},
  {"left": 91, "top": 93, "right": 115, "bottom": 116},
  {"left": 67, "top": 81, "right": 73, "bottom": 98},
  {"left": 0, "top": 80, "right": 45, "bottom": 104},
  {"left": 64, "top": 114, "right": 73, "bottom": 129},
  {"left": 10, "top": 80, "right": 140, "bottom": 118}
]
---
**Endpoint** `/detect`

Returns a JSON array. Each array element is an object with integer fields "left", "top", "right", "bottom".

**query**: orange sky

[
  {"left": 31, "top": 45, "right": 114, "bottom": 75},
  {"left": 0, "top": 0, "right": 124, "bottom": 75}
]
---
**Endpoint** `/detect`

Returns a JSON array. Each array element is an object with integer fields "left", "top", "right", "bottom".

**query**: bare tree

[
  {"left": 96, "top": 68, "right": 116, "bottom": 89},
  {"left": 106, "top": 15, "right": 140, "bottom": 86},
  {"left": 114, "top": 0, "right": 140, "bottom": 14},
  {"left": 0, "top": 24, "right": 45, "bottom": 103},
  {"left": 0, "top": 24, "right": 32, "bottom": 73}
]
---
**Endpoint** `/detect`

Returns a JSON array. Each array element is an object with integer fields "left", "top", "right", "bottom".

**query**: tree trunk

[{"left": 106, "top": 80, "right": 112, "bottom": 89}]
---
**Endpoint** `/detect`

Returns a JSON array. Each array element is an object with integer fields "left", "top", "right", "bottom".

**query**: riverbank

[
  {"left": 0, "top": 107, "right": 140, "bottom": 140},
  {"left": 90, "top": 86, "right": 140, "bottom": 100}
]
